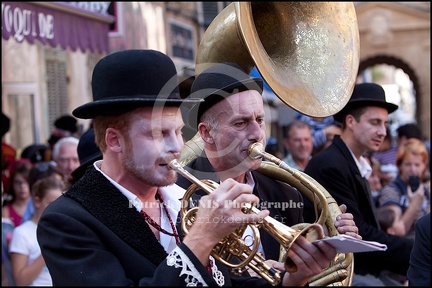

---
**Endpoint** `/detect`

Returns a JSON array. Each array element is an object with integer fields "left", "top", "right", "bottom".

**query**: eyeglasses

[{"left": 34, "top": 161, "right": 58, "bottom": 172}]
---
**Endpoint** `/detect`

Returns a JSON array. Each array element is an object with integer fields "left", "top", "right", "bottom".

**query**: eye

[
  {"left": 256, "top": 117, "right": 265, "bottom": 125},
  {"left": 234, "top": 120, "right": 246, "bottom": 127},
  {"left": 370, "top": 119, "right": 380, "bottom": 126},
  {"left": 150, "top": 130, "right": 163, "bottom": 139},
  {"left": 176, "top": 128, "right": 183, "bottom": 136}
]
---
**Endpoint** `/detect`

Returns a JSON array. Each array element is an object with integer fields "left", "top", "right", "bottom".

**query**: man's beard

[{"left": 123, "top": 145, "right": 177, "bottom": 187}]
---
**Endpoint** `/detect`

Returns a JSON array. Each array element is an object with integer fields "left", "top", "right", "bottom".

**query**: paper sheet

[{"left": 313, "top": 234, "right": 388, "bottom": 253}]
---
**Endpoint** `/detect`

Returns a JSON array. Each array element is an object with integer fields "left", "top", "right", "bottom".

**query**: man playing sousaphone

[{"left": 177, "top": 62, "right": 361, "bottom": 285}]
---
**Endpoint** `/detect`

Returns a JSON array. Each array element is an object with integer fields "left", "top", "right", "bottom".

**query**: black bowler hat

[
  {"left": 54, "top": 115, "right": 78, "bottom": 133},
  {"left": 71, "top": 128, "right": 102, "bottom": 180},
  {"left": 73, "top": 49, "right": 202, "bottom": 119},
  {"left": 186, "top": 63, "right": 263, "bottom": 128},
  {"left": 333, "top": 83, "right": 399, "bottom": 123}
]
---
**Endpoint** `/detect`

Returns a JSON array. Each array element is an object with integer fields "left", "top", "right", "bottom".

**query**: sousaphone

[{"left": 195, "top": 2, "right": 359, "bottom": 117}]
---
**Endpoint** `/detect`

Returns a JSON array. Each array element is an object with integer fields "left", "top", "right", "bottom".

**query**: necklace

[{"left": 140, "top": 191, "right": 181, "bottom": 246}]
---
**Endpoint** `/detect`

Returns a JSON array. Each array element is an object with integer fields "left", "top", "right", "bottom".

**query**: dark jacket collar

[{"left": 64, "top": 167, "right": 168, "bottom": 266}]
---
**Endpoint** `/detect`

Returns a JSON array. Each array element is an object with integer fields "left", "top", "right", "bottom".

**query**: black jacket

[
  {"left": 37, "top": 167, "right": 271, "bottom": 286},
  {"left": 304, "top": 135, "right": 413, "bottom": 276}
]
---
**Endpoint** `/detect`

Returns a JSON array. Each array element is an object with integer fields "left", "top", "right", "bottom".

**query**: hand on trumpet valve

[{"left": 183, "top": 178, "right": 270, "bottom": 252}]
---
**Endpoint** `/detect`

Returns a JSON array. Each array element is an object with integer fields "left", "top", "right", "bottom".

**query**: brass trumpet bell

[{"left": 196, "top": 2, "right": 359, "bottom": 117}]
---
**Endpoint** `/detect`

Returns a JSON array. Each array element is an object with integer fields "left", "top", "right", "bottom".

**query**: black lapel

[
  {"left": 334, "top": 136, "right": 381, "bottom": 228},
  {"left": 355, "top": 173, "right": 381, "bottom": 228},
  {"left": 64, "top": 167, "right": 168, "bottom": 266}
]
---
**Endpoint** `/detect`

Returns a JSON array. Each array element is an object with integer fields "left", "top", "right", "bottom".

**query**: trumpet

[{"left": 168, "top": 158, "right": 325, "bottom": 286}]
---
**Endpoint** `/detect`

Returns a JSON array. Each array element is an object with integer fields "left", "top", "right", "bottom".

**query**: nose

[
  {"left": 248, "top": 121, "right": 264, "bottom": 142},
  {"left": 378, "top": 124, "right": 387, "bottom": 137},
  {"left": 165, "top": 133, "right": 184, "bottom": 156}
]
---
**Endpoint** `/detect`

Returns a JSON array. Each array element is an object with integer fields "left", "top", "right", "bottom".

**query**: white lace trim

[
  {"left": 209, "top": 255, "right": 225, "bottom": 286},
  {"left": 167, "top": 247, "right": 208, "bottom": 286}
]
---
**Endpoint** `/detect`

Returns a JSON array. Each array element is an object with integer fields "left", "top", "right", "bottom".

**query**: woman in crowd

[
  {"left": 379, "top": 138, "right": 430, "bottom": 239},
  {"left": 2, "top": 160, "right": 32, "bottom": 227}
]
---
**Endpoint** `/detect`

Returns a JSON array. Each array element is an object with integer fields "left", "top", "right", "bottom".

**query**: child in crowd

[
  {"left": 376, "top": 205, "right": 408, "bottom": 285},
  {"left": 9, "top": 176, "right": 64, "bottom": 286},
  {"left": 377, "top": 206, "right": 406, "bottom": 236}
]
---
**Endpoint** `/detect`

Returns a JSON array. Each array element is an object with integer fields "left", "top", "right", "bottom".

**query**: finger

[
  {"left": 335, "top": 218, "right": 355, "bottom": 228},
  {"left": 313, "top": 240, "right": 337, "bottom": 264},
  {"left": 289, "top": 237, "right": 325, "bottom": 272},
  {"left": 344, "top": 231, "right": 362, "bottom": 239},
  {"left": 339, "top": 204, "right": 347, "bottom": 214},
  {"left": 337, "top": 225, "right": 359, "bottom": 236},
  {"left": 272, "top": 261, "right": 285, "bottom": 272},
  {"left": 336, "top": 212, "right": 354, "bottom": 221},
  {"left": 239, "top": 209, "right": 269, "bottom": 224},
  {"left": 231, "top": 192, "right": 260, "bottom": 208},
  {"left": 226, "top": 207, "right": 269, "bottom": 225}
]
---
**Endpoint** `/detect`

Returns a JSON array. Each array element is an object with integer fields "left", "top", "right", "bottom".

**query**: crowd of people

[
  {"left": 1, "top": 48, "right": 430, "bottom": 286},
  {"left": 1, "top": 112, "right": 95, "bottom": 286}
]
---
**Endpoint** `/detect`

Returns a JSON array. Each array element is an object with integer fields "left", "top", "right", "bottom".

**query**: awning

[{"left": 2, "top": 2, "right": 114, "bottom": 53}]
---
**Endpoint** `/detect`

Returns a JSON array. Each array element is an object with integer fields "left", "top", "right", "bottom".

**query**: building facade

[{"left": 2, "top": 2, "right": 430, "bottom": 153}]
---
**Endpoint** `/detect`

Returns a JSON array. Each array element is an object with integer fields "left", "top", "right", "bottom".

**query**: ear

[
  {"left": 386, "top": 227, "right": 396, "bottom": 235},
  {"left": 197, "top": 123, "right": 214, "bottom": 144},
  {"left": 32, "top": 196, "right": 42, "bottom": 210},
  {"left": 345, "top": 114, "right": 356, "bottom": 130},
  {"left": 105, "top": 128, "right": 123, "bottom": 153},
  {"left": 282, "top": 137, "right": 290, "bottom": 150}
]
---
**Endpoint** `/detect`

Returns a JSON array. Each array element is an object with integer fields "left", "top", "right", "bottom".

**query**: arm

[
  {"left": 407, "top": 214, "right": 430, "bottom": 286},
  {"left": 2, "top": 206, "right": 10, "bottom": 219},
  {"left": 379, "top": 183, "right": 426, "bottom": 236},
  {"left": 10, "top": 253, "right": 45, "bottom": 286},
  {"left": 402, "top": 183, "right": 427, "bottom": 234}
]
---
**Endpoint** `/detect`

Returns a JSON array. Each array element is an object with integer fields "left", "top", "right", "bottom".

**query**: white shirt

[
  {"left": 347, "top": 148, "right": 372, "bottom": 179},
  {"left": 9, "top": 220, "right": 53, "bottom": 286},
  {"left": 93, "top": 160, "right": 185, "bottom": 253},
  {"left": 239, "top": 171, "right": 265, "bottom": 257}
]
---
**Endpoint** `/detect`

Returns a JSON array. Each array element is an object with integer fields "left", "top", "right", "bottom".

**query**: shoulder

[
  {"left": 253, "top": 171, "right": 302, "bottom": 198},
  {"left": 13, "top": 220, "right": 35, "bottom": 233},
  {"left": 416, "top": 213, "right": 430, "bottom": 232},
  {"left": 2, "top": 205, "right": 10, "bottom": 217},
  {"left": 381, "top": 183, "right": 401, "bottom": 196}
]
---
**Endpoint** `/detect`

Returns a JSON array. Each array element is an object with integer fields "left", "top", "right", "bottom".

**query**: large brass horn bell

[{"left": 196, "top": 2, "right": 359, "bottom": 117}]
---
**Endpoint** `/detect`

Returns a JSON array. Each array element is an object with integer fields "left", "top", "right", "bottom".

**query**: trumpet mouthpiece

[{"left": 168, "top": 159, "right": 181, "bottom": 170}]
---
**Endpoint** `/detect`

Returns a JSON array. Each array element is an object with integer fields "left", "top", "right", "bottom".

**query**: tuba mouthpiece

[{"left": 248, "top": 142, "right": 264, "bottom": 159}]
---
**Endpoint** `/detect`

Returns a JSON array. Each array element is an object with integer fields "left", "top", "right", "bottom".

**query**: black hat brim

[
  {"left": 73, "top": 97, "right": 202, "bottom": 119},
  {"left": 186, "top": 78, "right": 263, "bottom": 129},
  {"left": 333, "top": 99, "right": 399, "bottom": 122}
]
